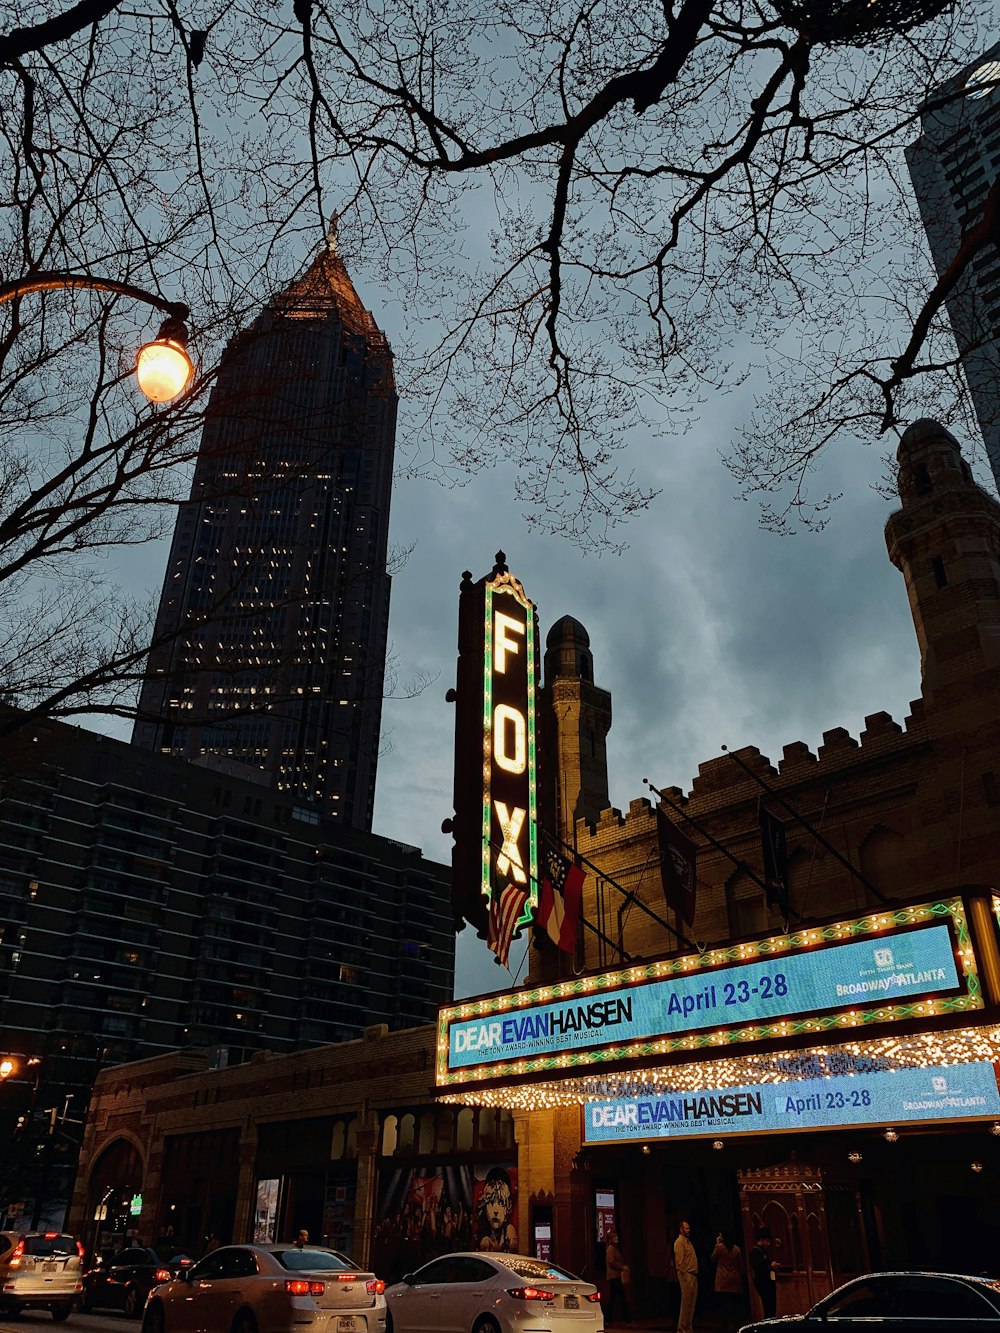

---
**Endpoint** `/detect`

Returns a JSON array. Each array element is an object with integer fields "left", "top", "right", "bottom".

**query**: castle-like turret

[{"left": 885, "top": 418, "right": 1000, "bottom": 709}]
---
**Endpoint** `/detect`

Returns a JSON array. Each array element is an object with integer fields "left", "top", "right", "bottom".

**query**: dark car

[
  {"left": 82, "top": 1245, "right": 192, "bottom": 1319},
  {"left": 740, "top": 1272, "right": 1000, "bottom": 1333}
]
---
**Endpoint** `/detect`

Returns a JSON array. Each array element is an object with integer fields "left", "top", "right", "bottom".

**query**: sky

[
  {"left": 97, "top": 206, "right": 998, "bottom": 1005},
  {"left": 84, "top": 14, "right": 1000, "bottom": 1005},
  {"left": 98, "top": 286, "right": 960, "bottom": 1004},
  {"left": 369, "top": 369, "right": 990, "bottom": 1000}
]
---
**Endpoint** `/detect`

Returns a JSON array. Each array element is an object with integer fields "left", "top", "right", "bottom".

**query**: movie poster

[{"left": 371, "top": 1161, "right": 518, "bottom": 1281}]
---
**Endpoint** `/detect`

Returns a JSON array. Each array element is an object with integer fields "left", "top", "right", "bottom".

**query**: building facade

[
  {"left": 71, "top": 420, "right": 1000, "bottom": 1315},
  {"left": 0, "top": 710, "right": 452, "bottom": 1219},
  {"left": 907, "top": 43, "right": 1000, "bottom": 489},
  {"left": 132, "top": 239, "right": 396, "bottom": 831}
]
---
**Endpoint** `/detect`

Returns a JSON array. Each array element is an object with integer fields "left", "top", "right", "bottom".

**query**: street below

[{"left": 0, "top": 1314, "right": 134, "bottom": 1333}]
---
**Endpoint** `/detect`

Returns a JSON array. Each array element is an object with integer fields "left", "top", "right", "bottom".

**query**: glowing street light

[{"left": 0, "top": 271, "right": 194, "bottom": 403}]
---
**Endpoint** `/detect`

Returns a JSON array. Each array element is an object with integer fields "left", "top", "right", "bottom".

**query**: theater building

[{"left": 71, "top": 420, "right": 1000, "bottom": 1313}]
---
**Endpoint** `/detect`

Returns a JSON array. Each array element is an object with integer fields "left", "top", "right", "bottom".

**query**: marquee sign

[
  {"left": 480, "top": 569, "right": 539, "bottom": 924},
  {"left": 449, "top": 553, "right": 540, "bottom": 936},
  {"left": 581, "top": 1057, "right": 1000, "bottom": 1143},
  {"left": 436, "top": 898, "right": 984, "bottom": 1088}
]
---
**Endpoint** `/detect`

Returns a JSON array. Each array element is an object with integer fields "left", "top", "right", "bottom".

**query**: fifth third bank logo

[{"left": 874, "top": 947, "right": 894, "bottom": 967}]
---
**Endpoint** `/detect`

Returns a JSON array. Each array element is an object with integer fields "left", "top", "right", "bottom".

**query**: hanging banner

[
  {"left": 582, "top": 1059, "right": 1000, "bottom": 1143},
  {"left": 437, "top": 898, "right": 983, "bottom": 1088}
]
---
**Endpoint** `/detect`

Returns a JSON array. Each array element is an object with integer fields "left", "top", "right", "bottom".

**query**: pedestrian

[
  {"left": 749, "top": 1229, "right": 778, "bottom": 1320},
  {"left": 710, "top": 1230, "right": 743, "bottom": 1333},
  {"left": 294, "top": 1229, "right": 310, "bottom": 1249},
  {"left": 604, "top": 1230, "right": 632, "bottom": 1326},
  {"left": 674, "top": 1219, "right": 698, "bottom": 1333}
]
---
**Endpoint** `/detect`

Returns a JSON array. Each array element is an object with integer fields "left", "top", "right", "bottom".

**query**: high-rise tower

[
  {"left": 132, "top": 239, "right": 395, "bottom": 830},
  {"left": 906, "top": 45, "right": 1000, "bottom": 488}
]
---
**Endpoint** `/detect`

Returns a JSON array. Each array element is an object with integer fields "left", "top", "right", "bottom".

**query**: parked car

[
  {"left": 0, "top": 1230, "right": 84, "bottom": 1321},
  {"left": 141, "top": 1242, "right": 387, "bottom": 1333},
  {"left": 739, "top": 1271, "right": 1000, "bottom": 1331},
  {"left": 384, "top": 1252, "right": 604, "bottom": 1333},
  {"left": 0, "top": 1232, "right": 19, "bottom": 1286},
  {"left": 82, "top": 1244, "right": 193, "bottom": 1318}
]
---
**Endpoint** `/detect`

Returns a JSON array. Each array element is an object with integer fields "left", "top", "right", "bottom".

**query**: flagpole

[
  {"left": 548, "top": 829, "right": 698, "bottom": 954},
  {"left": 720, "top": 745, "right": 888, "bottom": 906},
  {"left": 642, "top": 777, "right": 780, "bottom": 908}
]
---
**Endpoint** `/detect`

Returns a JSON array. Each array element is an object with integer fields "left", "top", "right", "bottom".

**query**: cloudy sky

[
  {"left": 98, "top": 192, "right": 998, "bottom": 1005},
  {"left": 370, "top": 361, "right": 992, "bottom": 998},
  {"left": 86, "top": 14, "right": 998, "bottom": 1004}
]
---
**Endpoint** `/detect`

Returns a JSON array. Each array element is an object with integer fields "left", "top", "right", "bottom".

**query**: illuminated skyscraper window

[
  {"left": 906, "top": 42, "right": 1000, "bottom": 489},
  {"left": 132, "top": 238, "right": 395, "bottom": 830}
]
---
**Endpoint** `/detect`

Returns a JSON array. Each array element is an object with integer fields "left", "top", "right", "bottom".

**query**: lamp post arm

[{"left": 0, "top": 272, "right": 189, "bottom": 322}]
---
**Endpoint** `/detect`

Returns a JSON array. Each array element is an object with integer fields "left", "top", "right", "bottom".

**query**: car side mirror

[{"left": 402, "top": 1274, "right": 415, "bottom": 1286}]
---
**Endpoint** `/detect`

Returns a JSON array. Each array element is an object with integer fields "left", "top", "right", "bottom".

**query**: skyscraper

[
  {"left": 132, "top": 238, "right": 395, "bottom": 830},
  {"left": 906, "top": 45, "right": 1000, "bottom": 489}
]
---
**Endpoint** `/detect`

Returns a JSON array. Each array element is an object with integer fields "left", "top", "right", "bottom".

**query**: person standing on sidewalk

[
  {"left": 605, "top": 1230, "right": 632, "bottom": 1325},
  {"left": 749, "top": 1229, "right": 778, "bottom": 1319},
  {"left": 711, "top": 1230, "right": 744, "bottom": 1333},
  {"left": 674, "top": 1219, "right": 698, "bottom": 1333}
]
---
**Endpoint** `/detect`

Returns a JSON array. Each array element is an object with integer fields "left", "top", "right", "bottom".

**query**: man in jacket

[{"left": 674, "top": 1219, "right": 698, "bottom": 1333}]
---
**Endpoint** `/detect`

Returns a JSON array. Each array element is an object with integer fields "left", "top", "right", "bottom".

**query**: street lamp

[
  {"left": 0, "top": 271, "right": 194, "bottom": 402},
  {"left": 0, "top": 1055, "right": 40, "bottom": 1082}
]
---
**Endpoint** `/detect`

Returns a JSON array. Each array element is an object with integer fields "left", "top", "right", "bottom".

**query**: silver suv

[{"left": 0, "top": 1231, "right": 83, "bottom": 1320}]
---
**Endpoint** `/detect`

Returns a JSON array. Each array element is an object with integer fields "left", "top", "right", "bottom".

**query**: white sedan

[
  {"left": 142, "top": 1243, "right": 387, "bottom": 1333},
  {"left": 385, "top": 1252, "right": 604, "bottom": 1333}
]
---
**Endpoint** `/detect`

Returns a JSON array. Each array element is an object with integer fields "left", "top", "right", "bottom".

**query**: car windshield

[
  {"left": 272, "top": 1249, "right": 356, "bottom": 1272},
  {"left": 23, "top": 1235, "right": 76, "bottom": 1257},
  {"left": 501, "top": 1257, "right": 578, "bottom": 1282}
]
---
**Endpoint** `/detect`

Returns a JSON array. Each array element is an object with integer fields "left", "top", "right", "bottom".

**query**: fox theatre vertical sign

[{"left": 447, "top": 553, "right": 540, "bottom": 956}]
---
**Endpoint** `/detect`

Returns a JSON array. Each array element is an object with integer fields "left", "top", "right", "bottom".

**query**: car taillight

[
  {"left": 44, "top": 1233, "right": 59, "bottom": 1240},
  {"left": 286, "top": 1279, "right": 326, "bottom": 1296},
  {"left": 507, "top": 1287, "right": 556, "bottom": 1301},
  {"left": 586, "top": 1292, "right": 602, "bottom": 1303},
  {"left": 154, "top": 1269, "right": 172, "bottom": 1283},
  {"left": 77, "top": 1242, "right": 86, "bottom": 1259},
  {"left": 336, "top": 1274, "right": 358, "bottom": 1282},
  {"left": 367, "top": 1279, "right": 386, "bottom": 1295},
  {"left": 10, "top": 1240, "right": 24, "bottom": 1268}
]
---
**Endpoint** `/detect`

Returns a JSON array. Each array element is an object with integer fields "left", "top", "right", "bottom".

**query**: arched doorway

[{"left": 85, "top": 1138, "right": 145, "bottom": 1260}]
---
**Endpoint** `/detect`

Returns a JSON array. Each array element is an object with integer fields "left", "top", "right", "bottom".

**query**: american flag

[{"left": 487, "top": 881, "right": 528, "bottom": 969}]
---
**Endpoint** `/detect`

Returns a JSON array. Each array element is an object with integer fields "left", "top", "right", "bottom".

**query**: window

[
  {"left": 890, "top": 1276, "right": 996, "bottom": 1319},
  {"left": 115, "top": 1249, "right": 151, "bottom": 1268},
  {"left": 219, "top": 1250, "right": 258, "bottom": 1280},
  {"left": 822, "top": 1280, "right": 886, "bottom": 1318},
  {"left": 275, "top": 1249, "right": 352, "bottom": 1272},
  {"left": 449, "top": 1257, "right": 499, "bottom": 1283},
  {"left": 189, "top": 1252, "right": 229, "bottom": 1281},
  {"left": 409, "top": 1258, "right": 454, "bottom": 1286},
  {"left": 501, "top": 1257, "right": 578, "bottom": 1282}
]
